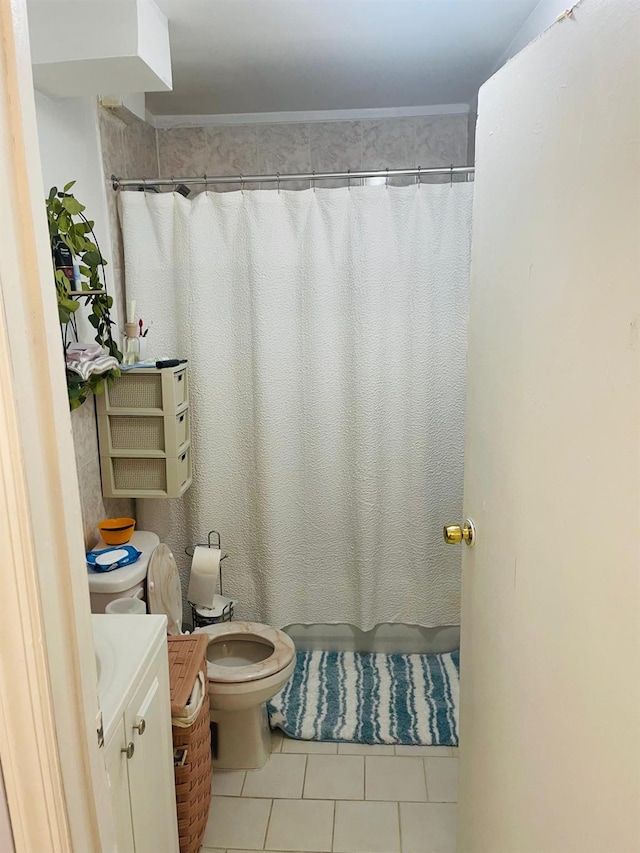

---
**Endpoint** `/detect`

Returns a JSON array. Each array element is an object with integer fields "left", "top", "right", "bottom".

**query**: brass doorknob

[{"left": 443, "top": 520, "right": 476, "bottom": 546}]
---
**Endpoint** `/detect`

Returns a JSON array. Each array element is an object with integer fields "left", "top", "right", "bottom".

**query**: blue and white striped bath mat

[{"left": 267, "top": 649, "right": 459, "bottom": 746}]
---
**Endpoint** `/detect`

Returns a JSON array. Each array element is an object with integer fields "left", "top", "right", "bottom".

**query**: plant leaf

[
  {"left": 60, "top": 297, "right": 79, "bottom": 314},
  {"left": 47, "top": 183, "right": 118, "bottom": 408},
  {"left": 62, "top": 196, "right": 85, "bottom": 215},
  {"left": 82, "top": 250, "right": 102, "bottom": 267}
]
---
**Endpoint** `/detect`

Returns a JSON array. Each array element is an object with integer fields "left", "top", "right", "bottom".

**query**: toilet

[
  {"left": 194, "top": 621, "right": 296, "bottom": 770},
  {"left": 89, "top": 533, "right": 295, "bottom": 769},
  {"left": 87, "top": 530, "right": 160, "bottom": 613}
]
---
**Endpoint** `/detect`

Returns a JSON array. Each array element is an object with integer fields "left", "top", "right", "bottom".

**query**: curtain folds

[{"left": 120, "top": 183, "right": 473, "bottom": 630}]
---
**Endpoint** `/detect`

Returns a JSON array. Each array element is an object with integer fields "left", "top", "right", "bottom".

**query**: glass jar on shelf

[{"left": 122, "top": 322, "right": 140, "bottom": 365}]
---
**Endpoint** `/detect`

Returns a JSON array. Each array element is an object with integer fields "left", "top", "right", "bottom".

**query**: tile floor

[{"left": 203, "top": 731, "right": 458, "bottom": 853}]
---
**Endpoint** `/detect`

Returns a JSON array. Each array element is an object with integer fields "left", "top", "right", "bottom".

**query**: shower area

[
  {"left": 116, "top": 119, "right": 473, "bottom": 649},
  {"left": 113, "top": 114, "right": 473, "bottom": 743}
]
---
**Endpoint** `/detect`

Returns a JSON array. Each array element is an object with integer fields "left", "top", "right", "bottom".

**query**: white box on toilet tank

[{"left": 88, "top": 530, "right": 159, "bottom": 613}]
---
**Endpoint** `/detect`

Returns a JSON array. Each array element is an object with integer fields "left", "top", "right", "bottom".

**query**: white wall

[
  {"left": 34, "top": 92, "right": 133, "bottom": 549},
  {"left": 34, "top": 92, "right": 114, "bottom": 292},
  {"left": 466, "top": 0, "right": 573, "bottom": 163},
  {"left": 496, "top": 0, "right": 573, "bottom": 68}
]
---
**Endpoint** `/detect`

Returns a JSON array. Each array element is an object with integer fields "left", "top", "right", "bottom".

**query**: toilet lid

[
  {"left": 147, "top": 544, "right": 183, "bottom": 635},
  {"left": 194, "top": 621, "right": 296, "bottom": 683}
]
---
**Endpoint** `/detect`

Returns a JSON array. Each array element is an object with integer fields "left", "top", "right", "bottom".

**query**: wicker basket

[{"left": 168, "top": 635, "right": 211, "bottom": 853}]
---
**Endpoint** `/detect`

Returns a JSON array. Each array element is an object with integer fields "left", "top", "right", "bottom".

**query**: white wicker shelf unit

[{"left": 96, "top": 365, "right": 192, "bottom": 498}]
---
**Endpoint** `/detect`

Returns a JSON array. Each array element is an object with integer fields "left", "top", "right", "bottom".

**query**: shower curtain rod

[{"left": 111, "top": 165, "right": 474, "bottom": 190}]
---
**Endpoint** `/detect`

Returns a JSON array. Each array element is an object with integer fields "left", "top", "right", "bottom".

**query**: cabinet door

[
  {"left": 104, "top": 720, "right": 135, "bottom": 853},
  {"left": 125, "top": 651, "right": 179, "bottom": 853}
]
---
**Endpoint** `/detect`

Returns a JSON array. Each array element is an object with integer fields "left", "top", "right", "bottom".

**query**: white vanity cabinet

[
  {"left": 105, "top": 719, "right": 135, "bottom": 853},
  {"left": 94, "top": 615, "right": 179, "bottom": 853}
]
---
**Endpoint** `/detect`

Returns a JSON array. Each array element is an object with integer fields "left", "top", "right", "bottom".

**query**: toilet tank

[{"left": 88, "top": 530, "right": 160, "bottom": 613}]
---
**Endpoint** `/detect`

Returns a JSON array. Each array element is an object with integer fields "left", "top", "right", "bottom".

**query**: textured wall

[
  {"left": 155, "top": 114, "right": 471, "bottom": 190},
  {"left": 99, "top": 108, "right": 159, "bottom": 328},
  {"left": 73, "top": 107, "right": 158, "bottom": 547}
]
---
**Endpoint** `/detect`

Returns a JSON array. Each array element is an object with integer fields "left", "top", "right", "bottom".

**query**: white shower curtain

[{"left": 120, "top": 183, "right": 473, "bottom": 630}]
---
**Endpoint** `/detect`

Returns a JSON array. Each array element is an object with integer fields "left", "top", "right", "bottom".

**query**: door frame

[{"left": 0, "top": 0, "right": 116, "bottom": 849}]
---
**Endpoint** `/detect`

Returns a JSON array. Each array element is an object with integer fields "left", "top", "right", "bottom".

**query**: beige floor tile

[
  {"left": 304, "top": 754, "right": 364, "bottom": 800},
  {"left": 282, "top": 737, "right": 338, "bottom": 754},
  {"left": 265, "top": 799, "right": 335, "bottom": 852},
  {"left": 242, "top": 753, "right": 307, "bottom": 799},
  {"left": 333, "top": 800, "right": 400, "bottom": 853},
  {"left": 338, "top": 743, "right": 395, "bottom": 756},
  {"left": 400, "top": 802, "right": 458, "bottom": 853},
  {"left": 210, "top": 769, "right": 246, "bottom": 796},
  {"left": 424, "top": 757, "right": 459, "bottom": 803},
  {"left": 394, "top": 745, "right": 452, "bottom": 757},
  {"left": 365, "top": 756, "right": 427, "bottom": 802},
  {"left": 203, "top": 796, "right": 271, "bottom": 850}
]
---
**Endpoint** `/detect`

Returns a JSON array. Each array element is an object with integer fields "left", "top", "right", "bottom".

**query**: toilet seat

[
  {"left": 195, "top": 621, "right": 295, "bottom": 684},
  {"left": 147, "top": 544, "right": 183, "bottom": 635}
]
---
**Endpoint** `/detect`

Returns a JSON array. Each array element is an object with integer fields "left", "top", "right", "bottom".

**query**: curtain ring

[
  {"left": 239, "top": 173, "right": 244, "bottom": 194},
  {"left": 204, "top": 173, "right": 209, "bottom": 193},
  {"left": 416, "top": 165, "right": 421, "bottom": 189},
  {"left": 347, "top": 168, "right": 352, "bottom": 191},
  {"left": 312, "top": 170, "right": 317, "bottom": 193},
  {"left": 386, "top": 167, "right": 389, "bottom": 189},
  {"left": 170, "top": 175, "right": 175, "bottom": 190},
  {"left": 450, "top": 164, "right": 454, "bottom": 186},
  {"left": 277, "top": 172, "right": 280, "bottom": 194}
]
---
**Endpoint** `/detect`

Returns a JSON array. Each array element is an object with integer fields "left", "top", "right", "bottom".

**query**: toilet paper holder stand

[{"left": 185, "top": 530, "right": 233, "bottom": 627}]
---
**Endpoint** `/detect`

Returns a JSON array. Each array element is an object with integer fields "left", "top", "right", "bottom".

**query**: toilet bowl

[{"left": 194, "top": 621, "right": 296, "bottom": 769}]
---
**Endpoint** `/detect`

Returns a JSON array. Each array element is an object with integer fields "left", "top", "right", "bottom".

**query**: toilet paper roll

[{"left": 187, "top": 546, "right": 221, "bottom": 608}]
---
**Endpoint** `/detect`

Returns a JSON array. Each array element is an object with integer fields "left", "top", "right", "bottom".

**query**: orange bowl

[{"left": 98, "top": 517, "right": 136, "bottom": 546}]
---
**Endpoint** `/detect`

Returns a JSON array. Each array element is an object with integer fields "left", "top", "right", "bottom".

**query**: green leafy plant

[{"left": 46, "top": 182, "right": 122, "bottom": 409}]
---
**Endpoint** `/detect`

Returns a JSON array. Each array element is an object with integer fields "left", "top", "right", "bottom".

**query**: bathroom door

[{"left": 456, "top": 2, "right": 640, "bottom": 851}]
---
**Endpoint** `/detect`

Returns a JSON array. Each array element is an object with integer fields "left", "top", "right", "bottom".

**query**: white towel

[
  {"left": 66, "top": 342, "right": 103, "bottom": 362},
  {"left": 66, "top": 355, "right": 119, "bottom": 381}
]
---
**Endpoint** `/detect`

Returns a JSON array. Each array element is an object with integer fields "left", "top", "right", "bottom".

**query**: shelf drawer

[
  {"left": 98, "top": 408, "right": 190, "bottom": 456},
  {"left": 108, "top": 372, "right": 163, "bottom": 410},
  {"left": 175, "top": 409, "right": 189, "bottom": 449},
  {"left": 108, "top": 415, "right": 165, "bottom": 452},
  {"left": 100, "top": 446, "right": 192, "bottom": 499},
  {"left": 174, "top": 368, "right": 187, "bottom": 407},
  {"left": 97, "top": 366, "right": 189, "bottom": 415}
]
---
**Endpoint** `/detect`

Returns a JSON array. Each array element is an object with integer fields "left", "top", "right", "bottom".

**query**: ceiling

[{"left": 149, "top": 0, "right": 541, "bottom": 117}]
